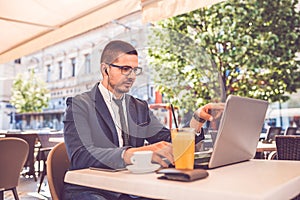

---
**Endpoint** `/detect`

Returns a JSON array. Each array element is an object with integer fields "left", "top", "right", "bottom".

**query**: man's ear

[{"left": 101, "top": 63, "right": 108, "bottom": 76}]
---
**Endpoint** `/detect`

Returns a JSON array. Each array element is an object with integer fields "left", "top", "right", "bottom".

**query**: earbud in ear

[{"left": 105, "top": 68, "right": 108, "bottom": 75}]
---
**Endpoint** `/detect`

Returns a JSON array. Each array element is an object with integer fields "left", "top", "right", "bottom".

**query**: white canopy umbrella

[
  {"left": 0, "top": 0, "right": 225, "bottom": 64},
  {"left": 0, "top": 0, "right": 140, "bottom": 64},
  {"left": 141, "top": 0, "right": 226, "bottom": 22}
]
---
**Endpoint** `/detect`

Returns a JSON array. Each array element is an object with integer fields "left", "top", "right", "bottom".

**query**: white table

[
  {"left": 65, "top": 159, "right": 300, "bottom": 200},
  {"left": 256, "top": 141, "right": 276, "bottom": 152},
  {"left": 260, "top": 133, "right": 266, "bottom": 140},
  {"left": 48, "top": 137, "right": 64, "bottom": 143}
]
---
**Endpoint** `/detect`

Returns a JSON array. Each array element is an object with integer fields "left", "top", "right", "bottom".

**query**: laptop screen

[{"left": 207, "top": 95, "right": 268, "bottom": 169}]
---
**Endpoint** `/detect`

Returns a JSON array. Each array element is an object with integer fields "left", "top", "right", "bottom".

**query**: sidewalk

[{"left": 4, "top": 176, "right": 51, "bottom": 200}]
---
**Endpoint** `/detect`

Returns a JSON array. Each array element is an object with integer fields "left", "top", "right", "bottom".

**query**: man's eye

[{"left": 122, "top": 66, "right": 132, "bottom": 71}]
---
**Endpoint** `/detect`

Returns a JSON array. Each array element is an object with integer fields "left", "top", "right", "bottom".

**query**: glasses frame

[{"left": 107, "top": 63, "right": 142, "bottom": 76}]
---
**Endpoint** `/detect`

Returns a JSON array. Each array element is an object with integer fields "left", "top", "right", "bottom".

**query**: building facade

[
  {"left": 0, "top": 10, "right": 299, "bottom": 131},
  {"left": 0, "top": 12, "right": 158, "bottom": 130}
]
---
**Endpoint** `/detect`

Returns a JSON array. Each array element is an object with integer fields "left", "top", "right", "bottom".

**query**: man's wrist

[{"left": 193, "top": 112, "right": 206, "bottom": 123}]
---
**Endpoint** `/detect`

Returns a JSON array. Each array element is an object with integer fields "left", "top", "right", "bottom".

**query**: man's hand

[
  {"left": 190, "top": 103, "right": 225, "bottom": 132},
  {"left": 196, "top": 103, "right": 225, "bottom": 121},
  {"left": 123, "top": 141, "right": 173, "bottom": 168}
]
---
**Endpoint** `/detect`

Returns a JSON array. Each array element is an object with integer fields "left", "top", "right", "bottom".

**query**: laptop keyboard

[{"left": 194, "top": 150, "right": 212, "bottom": 169}]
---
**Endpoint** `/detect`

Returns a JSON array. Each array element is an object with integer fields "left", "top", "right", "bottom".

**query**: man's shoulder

[
  {"left": 67, "top": 83, "right": 99, "bottom": 102},
  {"left": 127, "top": 95, "right": 148, "bottom": 106},
  {"left": 66, "top": 90, "right": 93, "bottom": 106}
]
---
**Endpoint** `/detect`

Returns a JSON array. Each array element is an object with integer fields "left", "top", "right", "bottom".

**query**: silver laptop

[{"left": 194, "top": 95, "right": 269, "bottom": 169}]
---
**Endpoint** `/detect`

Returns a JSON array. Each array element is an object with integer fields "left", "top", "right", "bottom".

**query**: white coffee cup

[{"left": 130, "top": 151, "right": 153, "bottom": 168}]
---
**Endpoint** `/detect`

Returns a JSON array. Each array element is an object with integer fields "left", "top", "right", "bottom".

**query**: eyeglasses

[{"left": 108, "top": 63, "right": 143, "bottom": 76}]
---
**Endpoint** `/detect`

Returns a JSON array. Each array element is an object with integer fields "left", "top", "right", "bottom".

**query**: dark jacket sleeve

[{"left": 64, "top": 96, "right": 128, "bottom": 170}]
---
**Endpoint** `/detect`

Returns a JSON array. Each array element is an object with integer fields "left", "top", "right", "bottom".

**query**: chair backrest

[
  {"left": 47, "top": 142, "right": 70, "bottom": 200},
  {"left": 5, "top": 133, "right": 38, "bottom": 168},
  {"left": 275, "top": 136, "right": 300, "bottom": 160},
  {"left": 0, "top": 137, "right": 29, "bottom": 189},
  {"left": 284, "top": 127, "right": 298, "bottom": 136},
  {"left": 265, "top": 127, "right": 282, "bottom": 141}
]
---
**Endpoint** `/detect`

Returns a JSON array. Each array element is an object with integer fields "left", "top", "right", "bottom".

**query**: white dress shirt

[{"left": 98, "top": 82, "right": 128, "bottom": 147}]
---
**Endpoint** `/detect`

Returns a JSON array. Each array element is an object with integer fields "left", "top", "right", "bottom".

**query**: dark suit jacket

[
  {"left": 64, "top": 82, "right": 173, "bottom": 170},
  {"left": 63, "top": 82, "right": 205, "bottom": 199}
]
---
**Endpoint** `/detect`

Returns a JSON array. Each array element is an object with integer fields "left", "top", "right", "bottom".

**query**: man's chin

[{"left": 115, "top": 88, "right": 130, "bottom": 94}]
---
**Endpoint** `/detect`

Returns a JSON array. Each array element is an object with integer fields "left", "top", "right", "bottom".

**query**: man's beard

[
  {"left": 114, "top": 85, "right": 130, "bottom": 94},
  {"left": 110, "top": 79, "right": 133, "bottom": 94}
]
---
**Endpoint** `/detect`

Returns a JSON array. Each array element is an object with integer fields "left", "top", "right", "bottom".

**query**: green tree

[
  {"left": 10, "top": 70, "right": 50, "bottom": 113},
  {"left": 148, "top": 0, "right": 300, "bottom": 113}
]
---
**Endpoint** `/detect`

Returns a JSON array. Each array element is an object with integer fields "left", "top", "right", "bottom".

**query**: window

[
  {"left": 46, "top": 64, "right": 51, "bottom": 82},
  {"left": 71, "top": 57, "right": 76, "bottom": 77},
  {"left": 14, "top": 58, "right": 21, "bottom": 64},
  {"left": 150, "top": 86, "right": 154, "bottom": 98},
  {"left": 58, "top": 61, "right": 63, "bottom": 80},
  {"left": 84, "top": 54, "right": 91, "bottom": 74}
]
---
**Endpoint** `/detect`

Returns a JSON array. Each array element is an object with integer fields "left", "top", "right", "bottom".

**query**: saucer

[{"left": 126, "top": 164, "right": 161, "bottom": 174}]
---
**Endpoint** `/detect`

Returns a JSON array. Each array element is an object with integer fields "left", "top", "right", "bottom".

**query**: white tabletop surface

[
  {"left": 256, "top": 141, "right": 276, "bottom": 152},
  {"left": 48, "top": 137, "right": 64, "bottom": 143},
  {"left": 65, "top": 159, "right": 300, "bottom": 200}
]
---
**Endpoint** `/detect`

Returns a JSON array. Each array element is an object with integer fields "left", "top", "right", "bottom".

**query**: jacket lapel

[
  {"left": 91, "top": 83, "right": 119, "bottom": 146},
  {"left": 126, "top": 95, "right": 137, "bottom": 146}
]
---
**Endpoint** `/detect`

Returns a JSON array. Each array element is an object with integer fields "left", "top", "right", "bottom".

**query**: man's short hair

[{"left": 101, "top": 40, "right": 138, "bottom": 64}]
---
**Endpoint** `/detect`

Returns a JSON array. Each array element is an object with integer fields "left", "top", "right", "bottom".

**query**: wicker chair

[
  {"left": 275, "top": 135, "right": 300, "bottom": 160},
  {"left": 264, "top": 127, "right": 282, "bottom": 143},
  {"left": 275, "top": 135, "right": 300, "bottom": 200},
  {"left": 284, "top": 127, "right": 298, "bottom": 136}
]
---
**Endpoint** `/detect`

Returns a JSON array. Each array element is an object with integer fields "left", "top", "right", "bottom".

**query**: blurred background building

[
  {"left": 0, "top": 3, "right": 299, "bottom": 132},
  {"left": 0, "top": 12, "right": 160, "bottom": 130}
]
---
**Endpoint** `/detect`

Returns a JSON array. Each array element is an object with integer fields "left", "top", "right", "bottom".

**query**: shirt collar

[{"left": 98, "top": 82, "right": 124, "bottom": 102}]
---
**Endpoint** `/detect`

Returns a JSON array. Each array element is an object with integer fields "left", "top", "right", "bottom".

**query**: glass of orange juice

[{"left": 171, "top": 128, "right": 195, "bottom": 169}]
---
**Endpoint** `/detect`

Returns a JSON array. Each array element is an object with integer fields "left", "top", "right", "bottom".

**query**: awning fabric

[
  {"left": 141, "top": 0, "right": 225, "bottom": 23},
  {"left": 0, "top": 0, "right": 225, "bottom": 64},
  {"left": 0, "top": 0, "right": 140, "bottom": 64}
]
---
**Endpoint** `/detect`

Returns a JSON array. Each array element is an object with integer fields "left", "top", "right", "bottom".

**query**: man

[{"left": 63, "top": 40, "right": 212, "bottom": 200}]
